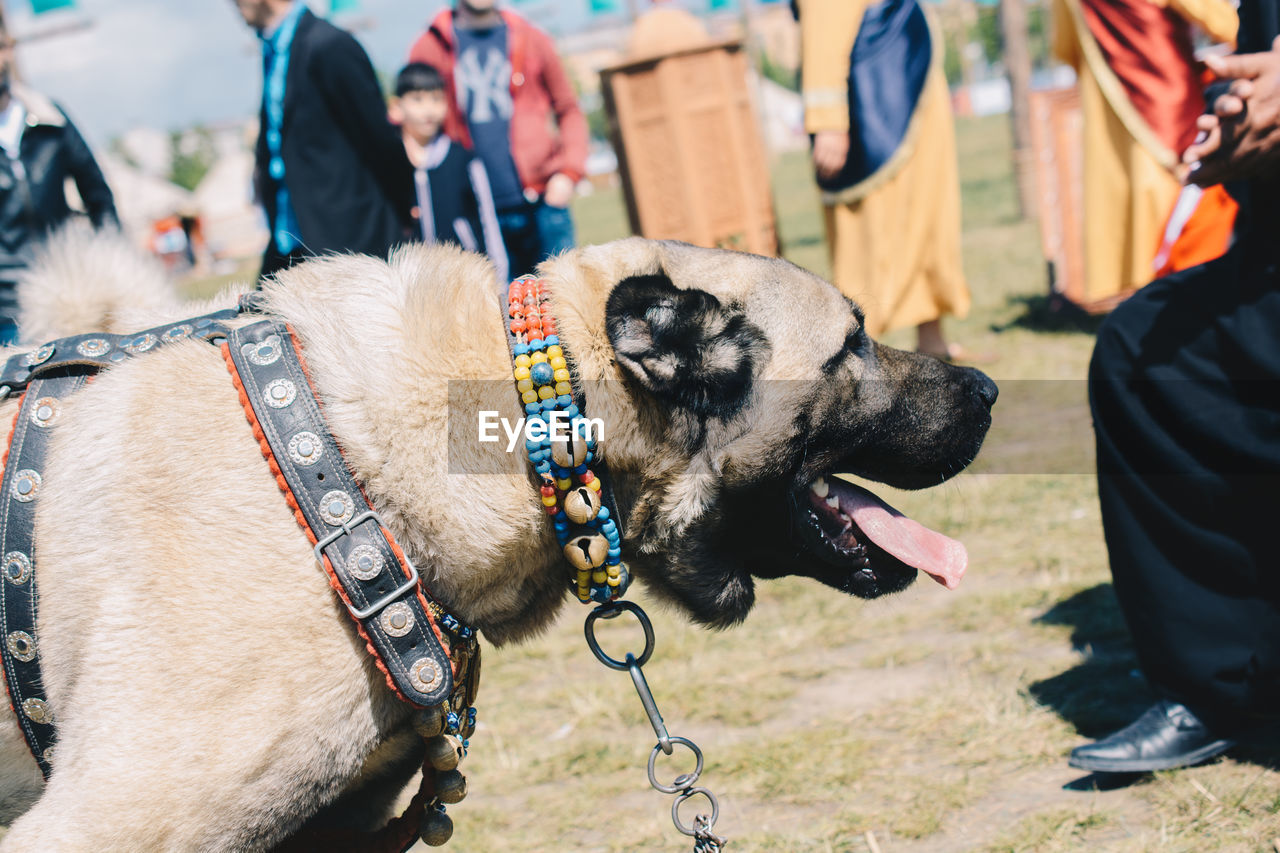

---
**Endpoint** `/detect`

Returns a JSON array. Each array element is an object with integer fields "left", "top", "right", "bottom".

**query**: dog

[{"left": 0, "top": 233, "right": 995, "bottom": 850}]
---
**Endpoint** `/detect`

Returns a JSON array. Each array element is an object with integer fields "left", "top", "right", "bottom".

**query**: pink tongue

[{"left": 832, "top": 480, "right": 967, "bottom": 589}]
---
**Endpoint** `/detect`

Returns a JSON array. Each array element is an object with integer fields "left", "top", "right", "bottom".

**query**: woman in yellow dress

[{"left": 798, "top": 0, "right": 971, "bottom": 358}]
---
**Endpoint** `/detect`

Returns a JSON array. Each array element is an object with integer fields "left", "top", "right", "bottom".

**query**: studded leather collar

[{"left": 222, "top": 319, "right": 478, "bottom": 708}]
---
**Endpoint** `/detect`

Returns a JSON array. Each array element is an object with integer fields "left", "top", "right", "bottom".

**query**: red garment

[
  {"left": 409, "top": 10, "right": 589, "bottom": 194},
  {"left": 1078, "top": 0, "right": 1204, "bottom": 153}
]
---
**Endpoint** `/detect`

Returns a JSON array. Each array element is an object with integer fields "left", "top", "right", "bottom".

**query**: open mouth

[{"left": 791, "top": 474, "right": 967, "bottom": 597}]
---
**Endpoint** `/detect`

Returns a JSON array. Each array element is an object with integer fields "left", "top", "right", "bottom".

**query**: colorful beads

[
  {"left": 530, "top": 362, "right": 554, "bottom": 386},
  {"left": 505, "top": 275, "right": 629, "bottom": 604}
]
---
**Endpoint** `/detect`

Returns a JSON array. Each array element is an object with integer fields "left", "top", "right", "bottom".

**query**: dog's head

[{"left": 546, "top": 240, "right": 996, "bottom": 627}]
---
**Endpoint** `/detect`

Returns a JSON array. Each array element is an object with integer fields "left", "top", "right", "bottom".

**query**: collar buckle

[{"left": 313, "top": 509, "right": 422, "bottom": 621}]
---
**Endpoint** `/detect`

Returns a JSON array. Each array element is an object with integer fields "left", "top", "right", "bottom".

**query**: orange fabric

[{"left": 1154, "top": 183, "right": 1238, "bottom": 277}]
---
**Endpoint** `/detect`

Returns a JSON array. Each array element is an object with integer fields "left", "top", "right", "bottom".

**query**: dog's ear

[{"left": 606, "top": 271, "right": 765, "bottom": 418}]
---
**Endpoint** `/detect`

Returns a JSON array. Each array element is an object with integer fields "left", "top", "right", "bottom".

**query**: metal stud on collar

[
  {"left": 2, "top": 551, "right": 30, "bottom": 585},
  {"left": 123, "top": 333, "right": 158, "bottom": 355},
  {"left": 6, "top": 630, "right": 35, "bottom": 662},
  {"left": 263, "top": 378, "right": 297, "bottom": 409},
  {"left": 21, "top": 697, "right": 51, "bottom": 725},
  {"left": 10, "top": 470, "right": 40, "bottom": 503},
  {"left": 29, "top": 398, "right": 60, "bottom": 428},
  {"left": 75, "top": 338, "right": 111, "bottom": 357},
  {"left": 287, "top": 431, "right": 323, "bottom": 466},
  {"left": 318, "top": 490, "right": 355, "bottom": 526}
]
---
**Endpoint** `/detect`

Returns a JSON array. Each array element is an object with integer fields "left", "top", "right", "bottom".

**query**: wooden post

[{"left": 1000, "top": 0, "right": 1037, "bottom": 221}]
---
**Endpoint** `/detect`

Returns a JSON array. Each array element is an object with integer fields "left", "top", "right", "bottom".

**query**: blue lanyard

[
  {"left": 260, "top": 2, "right": 306, "bottom": 254},
  {"left": 262, "top": 2, "right": 304, "bottom": 179}
]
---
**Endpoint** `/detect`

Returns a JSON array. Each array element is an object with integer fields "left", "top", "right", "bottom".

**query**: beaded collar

[{"left": 503, "top": 275, "right": 630, "bottom": 603}]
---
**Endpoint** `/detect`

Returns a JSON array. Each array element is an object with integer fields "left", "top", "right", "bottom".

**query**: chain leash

[{"left": 584, "top": 601, "right": 727, "bottom": 852}]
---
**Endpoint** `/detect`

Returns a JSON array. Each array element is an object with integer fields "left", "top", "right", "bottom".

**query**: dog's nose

[{"left": 968, "top": 370, "right": 998, "bottom": 408}]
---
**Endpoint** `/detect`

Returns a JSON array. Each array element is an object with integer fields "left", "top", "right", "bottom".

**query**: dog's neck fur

[{"left": 250, "top": 242, "right": 706, "bottom": 645}]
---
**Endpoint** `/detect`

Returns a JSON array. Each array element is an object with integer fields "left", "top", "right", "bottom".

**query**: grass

[{"left": 398, "top": 115, "right": 1280, "bottom": 852}]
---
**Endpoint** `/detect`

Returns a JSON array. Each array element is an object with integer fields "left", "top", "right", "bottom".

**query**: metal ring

[
  {"left": 671, "top": 787, "right": 720, "bottom": 837},
  {"left": 647, "top": 736, "right": 703, "bottom": 794},
  {"left": 584, "top": 600, "right": 654, "bottom": 670}
]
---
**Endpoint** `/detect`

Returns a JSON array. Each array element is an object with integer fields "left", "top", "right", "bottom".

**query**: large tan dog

[{"left": 0, "top": 232, "right": 995, "bottom": 850}]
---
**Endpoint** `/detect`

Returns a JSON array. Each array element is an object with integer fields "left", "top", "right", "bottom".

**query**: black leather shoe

[{"left": 1068, "top": 700, "right": 1235, "bottom": 773}]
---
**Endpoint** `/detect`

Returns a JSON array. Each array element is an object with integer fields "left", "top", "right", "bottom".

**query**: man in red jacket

[{"left": 409, "top": 0, "right": 589, "bottom": 278}]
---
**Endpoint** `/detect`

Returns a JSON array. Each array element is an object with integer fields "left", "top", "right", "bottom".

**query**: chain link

[
  {"left": 585, "top": 601, "right": 727, "bottom": 851},
  {"left": 693, "top": 814, "right": 728, "bottom": 853}
]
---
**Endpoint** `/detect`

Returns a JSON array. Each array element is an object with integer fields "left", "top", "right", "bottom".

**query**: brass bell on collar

[
  {"left": 412, "top": 706, "right": 447, "bottom": 740},
  {"left": 419, "top": 806, "right": 454, "bottom": 847},
  {"left": 563, "top": 485, "right": 602, "bottom": 524},
  {"left": 564, "top": 534, "right": 608, "bottom": 570},
  {"left": 426, "top": 733, "right": 463, "bottom": 771},
  {"left": 435, "top": 768, "right": 468, "bottom": 804},
  {"left": 550, "top": 429, "right": 589, "bottom": 468}
]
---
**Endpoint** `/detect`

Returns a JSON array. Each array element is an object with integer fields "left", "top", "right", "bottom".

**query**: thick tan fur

[
  {"left": 0, "top": 232, "right": 992, "bottom": 850},
  {"left": 15, "top": 222, "right": 189, "bottom": 344}
]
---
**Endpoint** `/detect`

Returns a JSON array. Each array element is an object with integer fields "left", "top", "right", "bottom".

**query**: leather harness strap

[
  {"left": 0, "top": 374, "right": 86, "bottom": 778},
  {"left": 0, "top": 311, "right": 241, "bottom": 779},
  {"left": 0, "top": 310, "right": 240, "bottom": 397},
  {"left": 222, "top": 319, "right": 464, "bottom": 708}
]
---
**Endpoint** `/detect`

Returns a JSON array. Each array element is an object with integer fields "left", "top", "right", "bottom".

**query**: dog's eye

[{"left": 843, "top": 330, "right": 867, "bottom": 356}]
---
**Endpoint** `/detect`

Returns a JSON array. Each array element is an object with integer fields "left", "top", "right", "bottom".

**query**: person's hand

[
  {"left": 1180, "top": 81, "right": 1250, "bottom": 178},
  {"left": 543, "top": 173, "right": 575, "bottom": 208},
  {"left": 812, "top": 130, "right": 849, "bottom": 180},
  {"left": 1186, "top": 36, "right": 1280, "bottom": 186}
]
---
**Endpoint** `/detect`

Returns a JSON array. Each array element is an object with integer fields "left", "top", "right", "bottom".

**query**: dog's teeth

[
  {"left": 825, "top": 496, "right": 840, "bottom": 510},
  {"left": 810, "top": 477, "right": 829, "bottom": 498}
]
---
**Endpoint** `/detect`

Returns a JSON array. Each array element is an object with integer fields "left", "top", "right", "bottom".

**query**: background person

[
  {"left": 231, "top": 0, "right": 415, "bottom": 279},
  {"left": 1052, "top": 0, "right": 1239, "bottom": 305},
  {"left": 407, "top": 0, "right": 589, "bottom": 277},
  {"left": 796, "top": 0, "right": 972, "bottom": 360},
  {"left": 1071, "top": 8, "right": 1280, "bottom": 773},
  {"left": 0, "top": 29, "right": 116, "bottom": 345},
  {"left": 391, "top": 62, "right": 508, "bottom": 284}
]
